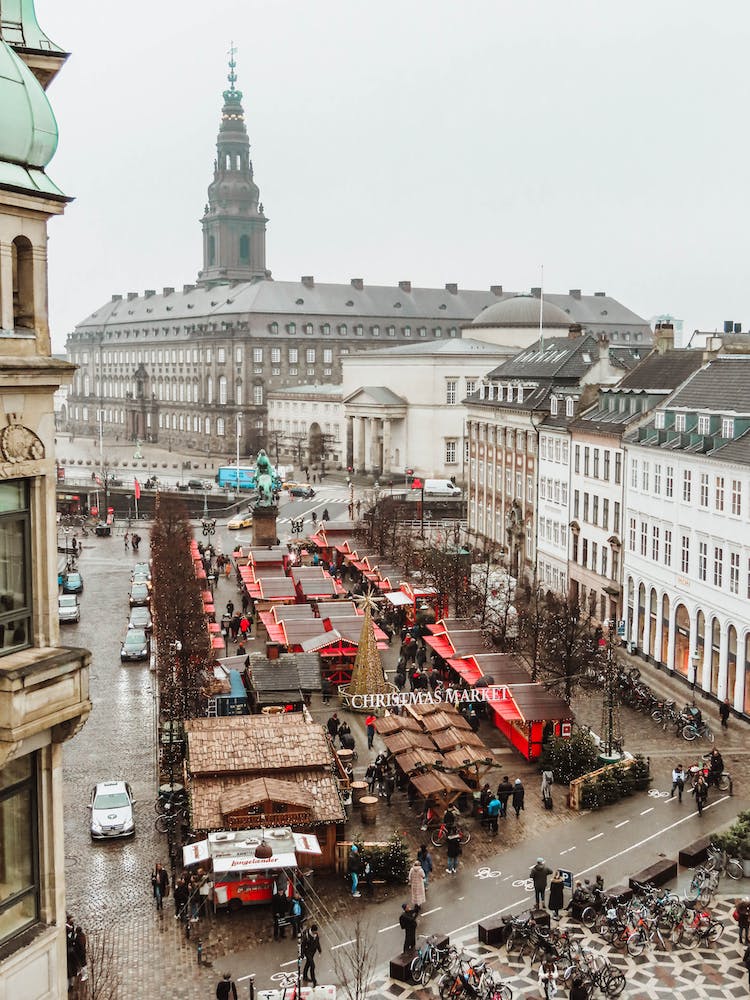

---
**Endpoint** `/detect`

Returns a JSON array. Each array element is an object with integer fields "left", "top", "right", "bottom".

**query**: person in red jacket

[{"left": 365, "top": 713, "right": 376, "bottom": 750}]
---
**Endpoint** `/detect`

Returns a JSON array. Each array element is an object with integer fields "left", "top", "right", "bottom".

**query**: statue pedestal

[{"left": 252, "top": 505, "right": 278, "bottom": 547}]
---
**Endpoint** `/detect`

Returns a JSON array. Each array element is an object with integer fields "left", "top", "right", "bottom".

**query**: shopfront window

[
  {"left": 0, "top": 754, "right": 39, "bottom": 946},
  {"left": 0, "top": 481, "right": 31, "bottom": 656}
]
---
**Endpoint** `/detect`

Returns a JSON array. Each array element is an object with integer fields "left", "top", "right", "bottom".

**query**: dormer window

[
  {"left": 517, "top": 386, "right": 524, "bottom": 404},
  {"left": 722, "top": 417, "right": 735, "bottom": 439},
  {"left": 675, "top": 413, "right": 686, "bottom": 432},
  {"left": 550, "top": 395, "right": 558, "bottom": 416},
  {"left": 697, "top": 414, "right": 710, "bottom": 434},
  {"left": 565, "top": 397, "right": 574, "bottom": 417},
  {"left": 654, "top": 411, "right": 665, "bottom": 429}
]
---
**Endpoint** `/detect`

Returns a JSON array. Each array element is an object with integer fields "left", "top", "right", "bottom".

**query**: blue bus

[{"left": 215, "top": 466, "right": 257, "bottom": 490}]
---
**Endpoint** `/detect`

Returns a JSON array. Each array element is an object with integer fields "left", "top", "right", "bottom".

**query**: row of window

[
  {"left": 77, "top": 375, "right": 265, "bottom": 407},
  {"left": 446, "top": 379, "right": 477, "bottom": 405},
  {"left": 75, "top": 344, "right": 340, "bottom": 368},
  {"left": 268, "top": 419, "right": 342, "bottom": 440},
  {"left": 654, "top": 410, "right": 736, "bottom": 439},
  {"left": 630, "top": 460, "right": 743, "bottom": 516},
  {"left": 539, "top": 477, "right": 569, "bottom": 507},
  {"left": 70, "top": 407, "right": 264, "bottom": 436},
  {"left": 571, "top": 534, "right": 620, "bottom": 581},
  {"left": 572, "top": 491, "right": 621, "bottom": 534},
  {"left": 538, "top": 559, "right": 567, "bottom": 595},
  {"left": 574, "top": 444, "right": 623, "bottom": 484},
  {"left": 268, "top": 401, "right": 341, "bottom": 414},
  {"left": 271, "top": 322, "right": 459, "bottom": 339},
  {"left": 540, "top": 435, "right": 570, "bottom": 464},
  {"left": 468, "top": 503, "right": 535, "bottom": 557},
  {"left": 471, "top": 460, "right": 534, "bottom": 502},
  {"left": 538, "top": 517, "right": 569, "bottom": 550},
  {"left": 471, "top": 424, "right": 537, "bottom": 454},
  {"left": 628, "top": 517, "right": 748, "bottom": 596}
]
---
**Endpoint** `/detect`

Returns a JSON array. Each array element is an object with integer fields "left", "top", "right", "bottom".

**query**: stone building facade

[{"left": 0, "top": 8, "right": 90, "bottom": 999}]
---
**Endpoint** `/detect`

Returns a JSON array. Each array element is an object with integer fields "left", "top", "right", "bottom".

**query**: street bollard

[{"left": 196, "top": 938, "right": 202, "bottom": 965}]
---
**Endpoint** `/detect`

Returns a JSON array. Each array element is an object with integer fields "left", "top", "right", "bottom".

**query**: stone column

[
  {"left": 717, "top": 622, "right": 729, "bottom": 700},
  {"left": 689, "top": 611, "right": 699, "bottom": 688},
  {"left": 0, "top": 243, "right": 13, "bottom": 332},
  {"left": 666, "top": 602, "right": 676, "bottom": 673},
  {"left": 369, "top": 417, "right": 380, "bottom": 474},
  {"left": 355, "top": 416, "right": 366, "bottom": 472},
  {"left": 382, "top": 419, "right": 392, "bottom": 475},
  {"left": 346, "top": 415, "right": 354, "bottom": 470},
  {"left": 31, "top": 244, "right": 50, "bottom": 354},
  {"left": 734, "top": 653, "right": 746, "bottom": 713}
]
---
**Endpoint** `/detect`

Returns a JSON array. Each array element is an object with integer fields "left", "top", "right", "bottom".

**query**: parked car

[
  {"left": 128, "top": 606, "right": 152, "bottom": 632},
  {"left": 132, "top": 561, "right": 151, "bottom": 582},
  {"left": 129, "top": 581, "right": 150, "bottom": 606},
  {"left": 187, "top": 478, "right": 205, "bottom": 490},
  {"left": 288, "top": 484, "right": 315, "bottom": 499},
  {"left": 89, "top": 780, "right": 135, "bottom": 839},
  {"left": 227, "top": 513, "right": 253, "bottom": 530},
  {"left": 120, "top": 627, "right": 149, "bottom": 662},
  {"left": 58, "top": 594, "right": 80, "bottom": 624},
  {"left": 61, "top": 571, "right": 84, "bottom": 594}
]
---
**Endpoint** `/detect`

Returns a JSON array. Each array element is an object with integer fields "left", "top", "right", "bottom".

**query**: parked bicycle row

[{"left": 614, "top": 666, "right": 715, "bottom": 742}]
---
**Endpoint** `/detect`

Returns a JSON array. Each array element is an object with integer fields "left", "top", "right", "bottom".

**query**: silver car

[
  {"left": 58, "top": 593, "right": 80, "bottom": 624},
  {"left": 89, "top": 780, "right": 135, "bottom": 839}
]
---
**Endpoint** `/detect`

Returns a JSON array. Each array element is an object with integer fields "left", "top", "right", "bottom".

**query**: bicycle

[
  {"left": 410, "top": 936, "right": 437, "bottom": 984},
  {"left": 154, "top": 801, "right": 188, "bottom": 834},
  {"left": 626, "top": 913, "right": 667, "bottom": 956},
  {"left": 683, "top": 720, "right": 715, "bottom": 743},
  {"left": 684, "top": 866, "right": 719, "bottom": 905},
  {"left": 431, "top": 822, "right": 471, "bottom": 848},
  {"left": 703, "top": 842, "right": 743, "bottom": 879}
]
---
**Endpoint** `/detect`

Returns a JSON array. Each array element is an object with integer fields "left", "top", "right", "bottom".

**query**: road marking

[
  {"left": 448, "top": 896, "right": 531, "bottom": 938},
  {"left": 457, "top": 896, "right": 465, "bottom": 901},
  {"left": 330, "top": 939, "right": 356, "bottom": 951},
  {"left": 279, "top": 959, "right": 297, "bottom": 967},
  {"left": 575, "top": 795, "right": 730, "bottom": 880},
  {"left": 420, "top": 906, "right": 442, "bottom": 916},
  {"left": 378, "top": 923, "right": 400, "bottom": 934},
  {"left": 588, "top": 833, "right": 604, "bottom": 842},
  {"left": 640, "top": 807, "right": 654, "bottom": 816},
  {"left": 615, "top": 820, "right": 630, "bottom": 829},
  {"left": 559, "top": 846, "right": 576, "bottom": 855}
]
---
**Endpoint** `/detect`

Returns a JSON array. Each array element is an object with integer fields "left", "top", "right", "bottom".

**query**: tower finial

[{"left": 227, "top": 41, "right": 238, "bottom": 93}]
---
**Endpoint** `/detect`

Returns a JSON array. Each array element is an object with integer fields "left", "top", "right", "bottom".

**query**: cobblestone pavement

[{"left": 368, "top": 893, "right": 749, "bottom": 1000}]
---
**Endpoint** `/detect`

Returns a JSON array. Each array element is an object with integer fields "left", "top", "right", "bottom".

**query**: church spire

[{"left": 197, "top": 48, "right": 268, "bottom": 286}]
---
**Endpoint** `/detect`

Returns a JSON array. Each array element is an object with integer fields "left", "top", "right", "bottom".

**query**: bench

[
  {"left": 530, "top": 908, "right": 550, "bottom": 928},
  {"left": 390, "top": 951, "right": 416, "bottom": 982},
  {"left": 478, "top": 918, "right": 510, "bottom": 946},
  {"left": 678, "top": 837, "right": 711, "bottom": 868},
  {"left": 628, "top": 859, "right": 677, "bottom": 890},
  {"left": 605, "top": 884, "right": 634, "bottom": 904}
]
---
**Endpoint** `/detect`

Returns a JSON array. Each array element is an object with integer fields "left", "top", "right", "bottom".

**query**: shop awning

[
  {"left": 424, "top": 634, "right": 454, "bottom": 659},
  {"left": 211, "top": 637, "right": 226, "bottom": 650},
  {"left": 385, "top": 591, "right": 412, "bottom": 607},
  {"left": 448, "top": 657, "right": 483, "bottom": 685},
  {"left": 212, "top": 851, "right": 298, "bottom": 874},
  {"left": 488, "top": 696, "right": 524, "bottom": 724}
]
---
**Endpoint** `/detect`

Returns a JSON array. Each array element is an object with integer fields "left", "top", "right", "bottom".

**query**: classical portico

[{"left": 343, "top": 387, "right": 407, "bottom": 476}]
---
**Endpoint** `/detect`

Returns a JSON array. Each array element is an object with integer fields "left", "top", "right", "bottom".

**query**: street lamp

[{"left": 690, "top": 651, "right": 699, "bottom": 705}]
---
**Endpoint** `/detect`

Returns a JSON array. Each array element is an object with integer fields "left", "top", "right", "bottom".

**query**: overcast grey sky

[{"left": 41, "top": 1, "right": 750, "bottom": 350}]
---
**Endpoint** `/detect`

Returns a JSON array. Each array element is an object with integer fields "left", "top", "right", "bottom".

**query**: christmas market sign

[{"left": 350, "top": 686, "right": 511, "bottom": 710}]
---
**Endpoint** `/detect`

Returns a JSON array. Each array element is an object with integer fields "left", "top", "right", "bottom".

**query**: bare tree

[
  {"left": 329, "top": 913, "right": 378, "bottom": 1000},
  {"left": 536, "top": 591, "right": 607, "bottom": 701},
  {"left": 79, "top": 927, "right": 120, "bottom": 1000}
]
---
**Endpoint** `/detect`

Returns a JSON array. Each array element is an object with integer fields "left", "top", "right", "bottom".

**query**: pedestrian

[
  {"left": 348, "top": 844, "right": 362, "bottom": 897},
  {"left": 541, "top": 769, "right": 554, "bottom": 810},
  {"left": 548, "top": 870, "right": 564, "bottom": 920},
  {"left": 226, "top": 600, "right": 235, "bottom": 617},
  {"left": 321, "top": 676, "right": 332, "bottom": 704},
  {"left": 124, "top": 531, "right": 130, "bottom": 550},
  {"left": 417, "top": 844, "right": 433, "bottom": 887},
  {"left": 66, "top": 914, "right": 79, "bottom": 990},
  {"left": 399, "top": 903, "right": 418, "bottom": 952},
  {"left": 151, "top": 862, "right": 169, "bottom": 911},
  {"left": 365, "top": 760, "right": 377, "bottom": 794},
  {"left": 383, "top": 768, "right": 395, "bottom": 806},
  {"left": 446, "top": 828, "right": 461, "bottom": 874},
  {"left": 173, "top": 877, "right": 189, "bottom": 923},
  {"left": 486, "top": 793, "right": 501, "bottom": 835},
  {"left": 132, "top": 533, "right": 141, "bottom": 552},
  {"left": 708, "top": 747, "right": 724, "bottom": 788},
  {"left": 356, "top": 500, "right": 361, "bottom": 517},
  {"left": 512, "top": 778, "right": 525, "bottom": 818},
  {"left": 479, "top": 782, "right": 491, "bottom": 817},
  {"left": 301, "top": 924, "right": 322, "bottom": 986},
  {"left": 409, "top": 859, "right": 426, "bottom": 911},
  {"left": 326, "top": 713, "right": 340, "bottom": 741},
  {"left": 216, "top": 972, "right": 238, "bottom": 1000},
  {"left": 241, "top": 593, "right": 249, "bottom": 613},
  {"left": 530, "top": 858, "right": 552, "bottom": 909},
  {"left": 73, "top": 925, "right": 88, "bottom": 983},
  {"left": 272, "top": 890, "right": 289, "bottom": 939},
  {"left": 322, "top": 508, "right": 330, "bottom": 521},
  {"left": 736, "top": 897, "right": 750, "bottom": 944},
  {"left": 720, "top": 698, "right": 731, "bottom": 729},
  {"left": 743, "top": 944, "right": 750, "bottom": 989},
  {"left": 239, "top": 614, "right": 250, "bottom": 638},
  {"left": 692, "top": 774, "right": 709, "bottom": 815},
  {"left": 338, "top": 721, "right": 352, "bottom": 748},
  {"left": 365, "top": 713, "right": 376, "bottom": 750},
  {"left": 289, "top": 895, "right": 303, "bottom": 938},
  {"left": 538, "top": 956, "right": 559, "bottom": 999},
  {"left": 497, "top": 775, "right": 513, "bottom": 817},
  {"left": 395, "top": 669, "right": 406, "bottom": 692},
  {"left": 670, "top": 763, "right": 686, "bottom": 802}
]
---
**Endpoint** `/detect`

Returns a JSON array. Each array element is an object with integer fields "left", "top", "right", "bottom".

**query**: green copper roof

[
  {"left": 0, "top": 37, "right": 58, "bottom": 173},
  {"left": 0, "top": 0, "right": 65, "bottom": 53}
]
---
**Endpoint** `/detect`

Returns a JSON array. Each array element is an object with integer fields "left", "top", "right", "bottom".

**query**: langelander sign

[{"left": 350, "top": 686, "right": 511, "bottom": 710}]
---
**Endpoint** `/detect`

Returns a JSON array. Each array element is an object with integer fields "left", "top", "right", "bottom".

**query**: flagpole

[{"left": 539, "top": 263, "right": 544, "bottom": 352}]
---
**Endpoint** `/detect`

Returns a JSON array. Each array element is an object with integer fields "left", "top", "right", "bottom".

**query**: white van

[{"left": 423, "top": 479, "right": 462, "bottom": 497}]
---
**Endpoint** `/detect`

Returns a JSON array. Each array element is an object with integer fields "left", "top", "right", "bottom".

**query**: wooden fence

[{"left": 334, "top": 840, "right": 390, "bottom": 874}]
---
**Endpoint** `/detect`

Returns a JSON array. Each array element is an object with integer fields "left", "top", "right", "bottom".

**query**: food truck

[{"left": 198, "top": 827, "right": 321, "bottom": 909}]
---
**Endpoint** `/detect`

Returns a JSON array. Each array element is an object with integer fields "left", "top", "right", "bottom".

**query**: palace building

[{"left": 65, "top": 59, "right": 651, "bottom": 463}]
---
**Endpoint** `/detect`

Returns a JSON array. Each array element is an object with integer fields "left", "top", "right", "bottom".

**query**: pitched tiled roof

[
  {"left": 485, "top": 335, "right": 600, "bottom": 382},
  {"left": 668, "top": 356, "right": 750, "bottom": 412},
  {"left": 185, "top": 715, "right": 332, "bottom": 774},
  {"left": 219, "top": 777, "right": 313, "bottom": 816},
  {"left": 190, "top": 769, "right": 345, "bottom": 828},
  {"left": 616, "top": 349, "right": 704, "bottom": 391}
]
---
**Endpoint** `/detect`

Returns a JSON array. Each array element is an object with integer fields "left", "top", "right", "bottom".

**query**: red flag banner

[
  {"left": 134, "top": 478, "right": 141, "bottom": 500},
  {"left": 411, "top": 478, "right": 423, "bottom": 490}
]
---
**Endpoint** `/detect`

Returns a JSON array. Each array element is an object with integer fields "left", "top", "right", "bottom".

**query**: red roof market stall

[{"left": 487, "top": 684, "right": 574, "bottom": 760}]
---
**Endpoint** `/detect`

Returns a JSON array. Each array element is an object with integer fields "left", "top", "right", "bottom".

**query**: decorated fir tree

[{"left": 346, "top": 604, "right": 390, "bottom": 698}]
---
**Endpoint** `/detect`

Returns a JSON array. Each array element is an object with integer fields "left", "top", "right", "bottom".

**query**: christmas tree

[{"left": 342, "top": 603, "right": 390, "bottom": 700}]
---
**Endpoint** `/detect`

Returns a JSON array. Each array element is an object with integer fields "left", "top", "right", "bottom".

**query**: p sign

[{"left": 560, "top": 721, "right": 572, "bottom": 738}]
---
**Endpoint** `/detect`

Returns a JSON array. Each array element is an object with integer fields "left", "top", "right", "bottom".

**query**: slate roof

[
  {"left": 343, "top": 386, "right": 406, "bottom": 406},
  {"left": 185, "top": 714, "right": 332, "bottom": 774},
  {"left": 244, "top": 652, "right": 322, "bottom": 693},
  {"left": 362, "top": 338, "right": 508, "bottom": 358},
  {"left": 267, "top": 384, "right": 342, "bottom": 399},
  {"left": 708, "top": 430, "right": 750, "bottom": 465},
  {"left": 472, "top": 296, "right": 571, "bottom": 328},
  {"left": 485, "top": 334, "right": 601, "bottom": 381},
  {"left": 614, "top": 349, "right": 704, "bottom": 392},
  {"left": 667, "top": 356, "right": 750, "bottom": 412}
]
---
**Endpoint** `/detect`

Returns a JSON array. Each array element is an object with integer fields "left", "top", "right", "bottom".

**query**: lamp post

[{"left": 690, "top": 652, "right": 699, "bottom": 705}]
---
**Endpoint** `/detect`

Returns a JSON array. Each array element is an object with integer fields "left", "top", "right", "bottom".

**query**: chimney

[
  {"left": 654, "top": 322, "right": 674, "bottom": 355},
  {"left": 490, "top": 285, "right": 503, "bottom": 296},
  {"left": 301, "top": 275, "right": 315, "bottom": 288},
  {"left": 162, "top": 287, "right": 174, "bottom": 297},
  {"left": 568, "top": 323, "right": 583, "bottom": 339},
  {"left": 398, "top": 280, "right": 412, "bottom": 293},
  {"left": 594, "top": 291, "right": 606, "bottom": 297},
  {"left": 723, "top": 320, "right": 734, "bottom": 333},
  {"left": 183, "top": 284, "right": 195, "bottom": 293},
  {"left": 569, "top": 289, "right": 581, "bottom": 299},
  {"left": 735, "top": 322, "right": 743, "bottom": 334},
  {"left": 127, "top": 291, "right": 138, "bottom": 301},
  {"left": 531, "top": 287, "right": 541, "bottom": 298},
  {"left": 445, "top": 282, "right": 458, "bottom": 294},
  {"left": 144, "top": 289, "right": 155, "bottom": 298},
  {"left": 350, "top": 278, "right": 364, "bottom": 291},
  {"left": 111, "top": 294, "right": 122, "bottom": 302}
]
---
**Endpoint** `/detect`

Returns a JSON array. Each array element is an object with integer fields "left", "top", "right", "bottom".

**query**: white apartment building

[
  {"left": 623, "top": 355, "right": 750, "bottom": 714},
  {"left": 266, "top": 385, "right": 345, "bottom": 468},
  {"left": 537, "top": 418, "right": 572, "bottom": 595}
]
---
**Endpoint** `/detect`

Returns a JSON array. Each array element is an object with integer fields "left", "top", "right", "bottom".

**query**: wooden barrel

[
  {"left": 351, "top": 781, "right": 368, "bottom": 806},
  {"left": 360, "top": 795, "right": 378, "bottom": 826},
  {"left": 337, "top": 749, "right": 354, "bottom": 768}
]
